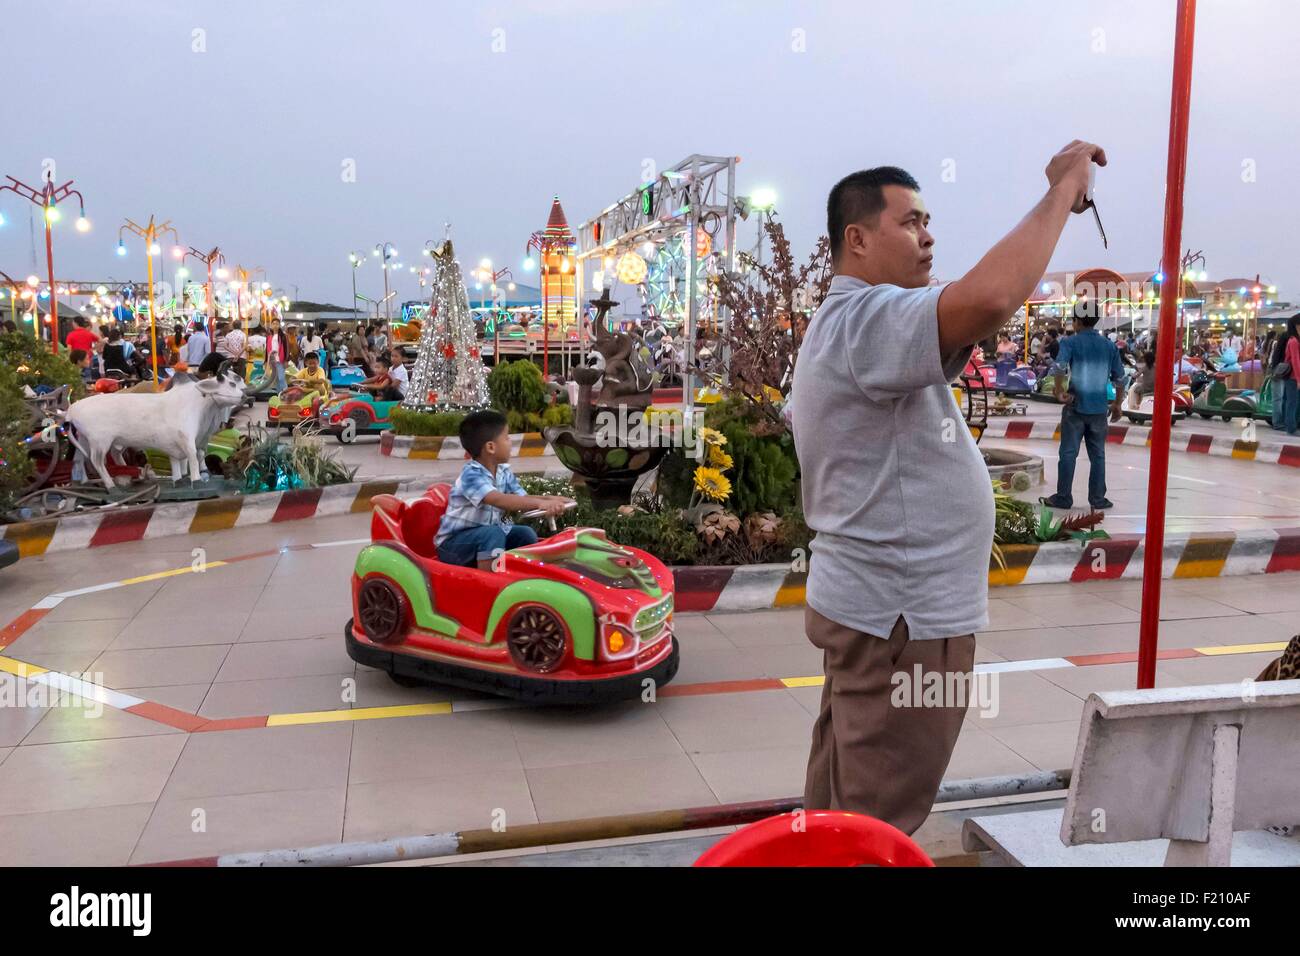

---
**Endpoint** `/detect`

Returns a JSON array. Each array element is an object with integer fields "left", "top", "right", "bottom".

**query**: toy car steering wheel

[{"left": 519, "top": 500, "right": 578, "bottom": 532}]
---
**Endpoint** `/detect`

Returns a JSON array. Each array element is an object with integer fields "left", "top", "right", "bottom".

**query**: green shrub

[
  {"left": 0, "top": 332, "right": 83, "bottom": 398},
  {"left": 489, "top": 359, "right": 547, "bottom": 415},
  {"left": 541, "top": 403, "right": 573, "bottom": 428},
  {"left": 389, "top": 408, "right": 466, "bottom": 436},
  {"left": 994, "top": 490, "right": 1037, "bottom": 545},
  {"left": 698, "top": 399, "right": 799, "bottom": 515},
  {"left": 0, "top": 377, "right": 34, "bottom": 511},
  {"left": 572, "top": 498, "right": 699, "bottom": 565},
  {"left": 506, "top": 404, "right": 574, "bottom": 434}
]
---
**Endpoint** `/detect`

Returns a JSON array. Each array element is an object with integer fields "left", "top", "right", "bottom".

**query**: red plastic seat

[
  {"left": 398, "top": 485, "right": 450, "bottom": 559},
  {"left": 692, "top": 811, "right": 935, "bottom": 868}
]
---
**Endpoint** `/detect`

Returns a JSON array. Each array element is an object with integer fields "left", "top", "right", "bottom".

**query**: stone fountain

[{"left": 544, "top": 290, "right": 667, "bottom": 508}]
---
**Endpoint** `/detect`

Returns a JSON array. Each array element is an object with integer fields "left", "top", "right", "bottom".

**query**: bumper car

[
  {"left": 988, "top": 359, "right": 1037, "bottom": 396},
  {"left": 1031, "top": 369, "right": 1068, "bottom": 403},
  {"left": 143, "top": 427, "right": 245, "bottom": 478},
  {"left": 330, "top": 364, "right": 367, "bottom": 388},
  {"left": 267, "top": 384, "right": 331, "bottom": 430},
  {"left": 0, "top": 538, "right": 18, "bottom": 570},
  {"left": 345, "top": 485, "right": 680, "bottom": 702},
  {"left": 1121, "top": 388, "right": 1187, "bottom": 424},
  {"left": 321, "top": 392, "right": 401, "bottom": 443},
  {"left": 1191, "top": 374, "right": 1256, "bottom": 422}
]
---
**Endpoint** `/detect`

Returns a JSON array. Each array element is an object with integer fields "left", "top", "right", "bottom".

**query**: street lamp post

[
  {"left": 185, "top": 245, "right": 225, "bottom": 344},
  {"left": 348, "top": 251, "right": 367, "bottom": 323},
  {"left": 374, "top": 242, "right": 398, "bottom": 321},
  {"left": 473, "top": 260, "right": 512, "bottom": 369},
  {"left": 1, "top": 172, "right": 90, "bottom": 351},
  {"left": 120, "top": 216, "right": 179, "bottom": 384}
]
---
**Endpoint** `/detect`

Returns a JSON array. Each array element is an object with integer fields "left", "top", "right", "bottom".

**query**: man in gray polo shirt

[{"left": 792, "top": 141, "right": 1106, "bottom": 834}]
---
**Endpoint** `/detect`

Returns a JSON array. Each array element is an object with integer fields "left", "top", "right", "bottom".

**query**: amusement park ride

[{"left": 575, "top": 154, "right": 739, "bottom": 415}]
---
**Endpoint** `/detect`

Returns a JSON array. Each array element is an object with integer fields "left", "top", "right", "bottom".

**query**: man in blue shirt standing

[{"left": 1041, "top": 298, "right": 1126, "bottom": 511}]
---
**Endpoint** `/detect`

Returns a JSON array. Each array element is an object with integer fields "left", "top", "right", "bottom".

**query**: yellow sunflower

[
  {"left": 707, "top": 445, "right": 733, "bottom": 469},
  {"left": 698, "top": 427, "right": 727, "bottom": 447},
  {"left": 694, "top": 467, "right": 732, "bottom": 502}
]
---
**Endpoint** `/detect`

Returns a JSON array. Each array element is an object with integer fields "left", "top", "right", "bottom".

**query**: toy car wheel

[
  {"left": 338, "top": 409, "right": 369, "bottom": 444},
  {"left": 506, "top": 604, "right": 568, "bottom": 674},
  {"left": 357, "top": 577, "right": 408, "bottom": 644}
]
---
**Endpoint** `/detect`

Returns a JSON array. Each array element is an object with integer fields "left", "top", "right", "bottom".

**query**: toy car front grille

[{"left": 634, "top": 594, "right": 673, "bottom": 642}]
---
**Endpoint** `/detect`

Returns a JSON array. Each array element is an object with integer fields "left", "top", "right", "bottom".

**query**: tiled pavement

[
  {"left": 0, "top": 438, "right": 1296, "bottom": 865},
  {"left": 0, "top": 547, "right": 1289, "bottom": 865}
]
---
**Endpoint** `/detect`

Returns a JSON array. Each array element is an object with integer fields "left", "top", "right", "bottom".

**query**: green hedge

[
  {"left": 388, "top": 408, "right": 466, "bottom": 437},
  {"left": 390, "top": 400, "right": 572, "bottom": 437}
]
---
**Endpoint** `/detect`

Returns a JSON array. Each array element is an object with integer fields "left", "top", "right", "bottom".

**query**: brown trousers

[{"left": 803, "top": 607, "right": 975, "bottom": 836}]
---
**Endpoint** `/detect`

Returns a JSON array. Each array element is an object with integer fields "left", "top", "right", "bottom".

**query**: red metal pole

[
  {"left": 207, "top": 260, "right": 215, "bottom": 345},
  {"left": 1137, "top": 0, "right": 1197, "bottom": 690},
  {"left": 44, "top": 217, "right": 58, "bottom": 352}
]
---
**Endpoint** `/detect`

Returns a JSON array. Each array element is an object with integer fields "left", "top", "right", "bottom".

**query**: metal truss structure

[{"left": 575, "top": 154, "right": 737, "bottom": 414}]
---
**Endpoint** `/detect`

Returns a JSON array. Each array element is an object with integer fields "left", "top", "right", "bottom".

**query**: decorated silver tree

[{"left": 402, "top": 237, "right": 490, "bottom": 411}]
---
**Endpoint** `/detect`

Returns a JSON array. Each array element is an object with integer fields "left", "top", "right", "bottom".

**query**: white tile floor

[{"left": 0, "top": 433, "right": 1296, "bottom": 864}]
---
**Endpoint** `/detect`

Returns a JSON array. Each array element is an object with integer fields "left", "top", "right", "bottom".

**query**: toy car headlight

[{"left": 600, "top": 620, "right": 636, "bottom": 658}]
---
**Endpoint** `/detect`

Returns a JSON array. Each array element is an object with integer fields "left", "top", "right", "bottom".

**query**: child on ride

[
  {"left": 357, "top": 354, "right": 401, "bottom": 401},
  {"left": 1126, "top": 350, "right": 1156, "bottom": 408},
  {"left": 291, "top": 351, "right": 329, "bottom": 392},
  {"left": 435, "top": 410, "right": 574, "bottom": 570}
]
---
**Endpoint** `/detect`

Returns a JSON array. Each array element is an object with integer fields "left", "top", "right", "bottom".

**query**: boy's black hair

[
  {"left": 827, "top": 166, "right": 921, "bottom": 261},
  {"left": 1142, "top": 350, "right": 1155, "bottom": 367},
  {"left": 459, "top": 409, "right": 509, "bottom": 459},
  {"left": 304, "top": 350, "right": 319, "bottom": 362},
  {"left": 69, "top": 348, "right": 88, "bottom": 365}
]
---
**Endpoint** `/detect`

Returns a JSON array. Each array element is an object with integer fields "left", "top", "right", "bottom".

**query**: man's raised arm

[{"left": 937, "top": 140, "right": 1107, "bottom": 357}]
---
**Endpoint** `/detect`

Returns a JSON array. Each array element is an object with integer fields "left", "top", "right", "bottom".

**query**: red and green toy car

[
  {"left": 345, "top": 484, "right": 680, "bottom": 702},
  {"left": 266, "top": 384, "right": 332, "bottom": 430},
  {"left": 322, "top": 392, "right": 401, "bottom": 443}
]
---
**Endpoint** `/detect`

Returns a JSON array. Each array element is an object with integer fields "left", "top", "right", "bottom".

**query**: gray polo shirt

[{"left": 791, "top": 275, "right": 992, "bottom": 639}]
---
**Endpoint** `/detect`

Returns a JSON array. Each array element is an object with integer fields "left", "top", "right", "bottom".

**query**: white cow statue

[{"left": 66, "top": 370, "right": 248, "bottom": 490}]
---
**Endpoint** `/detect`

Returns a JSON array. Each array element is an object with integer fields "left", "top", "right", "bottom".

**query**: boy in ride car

[{"left": 435, "top": 409, "right": 573, "bottom": 569}]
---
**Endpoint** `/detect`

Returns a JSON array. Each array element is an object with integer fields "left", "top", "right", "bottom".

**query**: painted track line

[{"left": 1, "top": 537, "right": 1292, "bottom": 736}]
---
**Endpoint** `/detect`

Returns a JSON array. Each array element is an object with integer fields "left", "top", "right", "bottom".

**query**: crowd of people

[
  {"left": 977, "top": 317, "right": 1300, "bottom": 434},
  {"left": 54, "top": 315, "right": 409, "bottom": 396}
]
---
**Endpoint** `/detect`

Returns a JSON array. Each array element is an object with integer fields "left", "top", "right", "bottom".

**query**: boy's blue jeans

[
  {"left": 437, "top": 524, "right": 538, "bottom": 567},
  {"left": 1055, "top": 405, "right": 1110, "bottom": 507}
]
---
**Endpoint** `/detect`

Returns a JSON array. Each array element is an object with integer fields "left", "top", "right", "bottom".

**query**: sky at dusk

[{"left": 3, "top": 0, "right": 1297, "bottom": 307}]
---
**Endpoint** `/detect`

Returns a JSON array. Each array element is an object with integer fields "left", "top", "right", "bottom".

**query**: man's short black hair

[
  {"left": 1073, "top": 296, "right": 1102, "bottom": 328},
  {"left": 827, "top": 166, "right": 921, "bottom": 261},
  {"left": 459, "top": 409, "right": 508, "bottom": 458}
]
